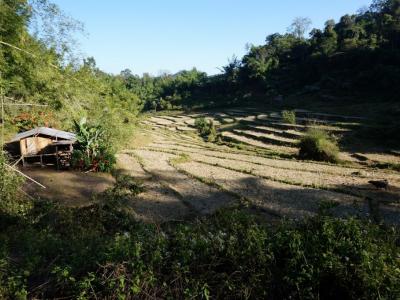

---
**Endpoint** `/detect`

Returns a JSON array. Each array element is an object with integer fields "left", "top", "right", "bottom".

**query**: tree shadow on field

[
  {"left": 129, "top": 164, "right": 399, "bottom": 224},
  {"left": 22, "top": 164, "right": 399, "bottom": 225},
  {"left": 238, "top": 175, "right": 399, "bottom": 225}
]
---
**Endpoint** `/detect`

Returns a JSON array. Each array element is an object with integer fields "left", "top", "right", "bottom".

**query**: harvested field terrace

[{"left": 120, "top": 109, "right": 400, "bottom": 223}]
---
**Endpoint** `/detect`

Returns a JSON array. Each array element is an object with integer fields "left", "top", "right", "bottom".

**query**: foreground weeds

[{"left": 0, "top": 194, "right": 398, "bottom": 299}]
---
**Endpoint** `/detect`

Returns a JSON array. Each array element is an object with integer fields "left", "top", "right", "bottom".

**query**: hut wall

[{"left": 20, "top": 137, "right": 52, "bottom": 155}]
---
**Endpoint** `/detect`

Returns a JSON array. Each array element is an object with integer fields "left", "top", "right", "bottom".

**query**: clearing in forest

[{"left": 116, "top": 109, "right": 400, "bottom": 224}]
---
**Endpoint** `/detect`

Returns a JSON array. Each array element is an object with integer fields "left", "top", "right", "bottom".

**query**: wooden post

[
  {"left": 40, "top": 155, "right": 43, "bottom": 167},
  {"left": 22, "top": 155, "right": 25, "bottom": 167},
  {"left": 56, "top": 145, "right": 59, "bottom": 170}
]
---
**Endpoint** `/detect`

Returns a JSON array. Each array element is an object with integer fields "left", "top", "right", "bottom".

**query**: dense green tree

[{"left": 310, "top": 20, "right": 338, "bottom": 55}]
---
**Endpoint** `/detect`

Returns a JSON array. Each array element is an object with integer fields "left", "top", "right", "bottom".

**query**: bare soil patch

[
  {"left": 23, "top": 168, "right": 115, "bottom": 206},
  {"left": 116, "top": 152, "right": 192, "bottom": 222},
  {"left": 131, "top": 181, "right": 191, "bottom": 222}
]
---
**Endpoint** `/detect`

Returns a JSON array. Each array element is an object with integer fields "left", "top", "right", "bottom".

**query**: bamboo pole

[
  {"left": 6, "top": 164, "right": 46, "bottom": 189},
  {"left": 0, "top": 40, "right": 59, "bottom": 70},
  {"left": 12, "top": 156, "right": 23, "bottom": 167},
  {"left": 4, "top": 96, "right": 49, "bottom": 107},
  {"left": 0, "top": 40, "right": 87, "bottom": 120},
  {"left": 1, "top": 71, "right": 4, "bottom": 151},
  {"left": 4, "top": 103, "right": 49, "bottom": 107}
]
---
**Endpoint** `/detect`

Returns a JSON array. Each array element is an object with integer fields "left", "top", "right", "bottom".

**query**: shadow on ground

[
  {"left": 22, "top": 164, "right": 399, "bottom": 225},
  {"left": 23, "top": 168, "right": 115, "bottom": 206},
  {"left": 119, "top": 165, "right": 400, "bottom": 224}
]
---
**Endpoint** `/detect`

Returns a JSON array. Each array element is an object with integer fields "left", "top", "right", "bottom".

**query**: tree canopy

[
  {"left": 2, "top": 0, "right": 400, "bottom": 119},
  {"left": 123, "top": 0, "right": 400, "bottom": 110}
]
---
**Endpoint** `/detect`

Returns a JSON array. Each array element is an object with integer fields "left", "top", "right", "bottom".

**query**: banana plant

[{"left": 73, "top": 118, "right": 106, "bottom": 161}]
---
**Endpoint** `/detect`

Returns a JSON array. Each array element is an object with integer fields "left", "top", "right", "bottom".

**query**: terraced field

[{"left": 116, "top": 109, "right": 400, "bottom": 223}]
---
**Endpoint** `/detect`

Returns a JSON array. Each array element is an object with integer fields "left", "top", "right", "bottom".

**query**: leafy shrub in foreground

[
  {"left": 0, "top": 152, "right": 26, "bottom": 216},
  {"left": 299, "top": 128, "right": 340, "bottom": 163},
  {"left": 0, "top": 201, "right": 398, "bottom": 299},
  {"left": 282, "top": 110, "right": 296, "bottom": 124}
]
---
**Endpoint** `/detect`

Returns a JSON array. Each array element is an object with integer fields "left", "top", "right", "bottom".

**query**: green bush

[
  {"left": 71, "top": 149, "right": 91, "bottom": 169},
  {"left": 194, "top": 117, "right": 208, "bottom": 134},
  {"left": 72, "top": 149, "right": 115, "bottom": 173},
  {"left": 194, "top": 117, "right": 217, "bottom": 141},
  {"left": 0, "top": 152, "right": 26, "bottom": 216},
  {"left": 101, "top": 175, "right": 145, "bottom": 209},
  {"left": 0, "top": 202, "right": 398, "bottom": 299},
  {"left": 299, "top": 128, "right": 340, "bottom": 163},
  {"left": 282, "top": 110, "right": 296, "bottom": 124},
  {"left": 96, "top": 151, "right": 116, "bottom": 173},
  {"left": 206, "top": 122, "right": 217, "bottom": 142}
]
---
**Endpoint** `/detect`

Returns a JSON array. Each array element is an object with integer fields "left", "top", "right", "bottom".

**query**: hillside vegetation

[
  {"left": 1, "top": 0, "right": 140, "bottom": 149},
  {"left": 3, "top": 0, "right": 400, "bottom": 136}
]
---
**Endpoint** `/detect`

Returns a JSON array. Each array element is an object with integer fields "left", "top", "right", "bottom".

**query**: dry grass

[
  {"left": 221, "top": 131, "right": 297, "bottom": 154},
  {"left": 132, "top": 149, "right": 237, "bottom": 214},
  {"left": 115, "top": 111, "right": 400, "bottom": 222},
  {"left": 174, "top": 161, "right": 361, "bottom": 219}
]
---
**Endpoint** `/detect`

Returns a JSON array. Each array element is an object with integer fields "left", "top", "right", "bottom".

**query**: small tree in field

[
  {"left": 194, "top": 117, "right": 218, "bottom": 142},
  {"left": 282, "top": 110, "right": 296, "bottom": 124}
]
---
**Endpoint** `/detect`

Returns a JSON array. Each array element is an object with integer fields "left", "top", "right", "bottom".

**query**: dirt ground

[{"left": 23, "top": 168, "right": 115, "bottom": 206}]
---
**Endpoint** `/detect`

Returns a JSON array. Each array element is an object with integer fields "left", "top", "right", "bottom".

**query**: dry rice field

[{"left": 116, "top": 109, "right": 400, "bottom": 223}]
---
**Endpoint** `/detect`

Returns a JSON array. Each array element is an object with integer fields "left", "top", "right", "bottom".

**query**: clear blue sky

[{"left": 52, "top": 0, "right": 372, "bottom": 76}]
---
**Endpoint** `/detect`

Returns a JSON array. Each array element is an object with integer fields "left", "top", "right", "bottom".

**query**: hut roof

[{"left": 10, "top": 127, "right": 76, "bottom": 143}]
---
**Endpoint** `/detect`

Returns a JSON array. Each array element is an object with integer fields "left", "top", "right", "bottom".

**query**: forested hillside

[
  {"left": 116, "top": 0, "right": 400, "bottom": 111},
  {"left": 1, "top": 0, "right": 141, "bottom": 148},
  {"left": 2, "top": 0, "right": 400, "bottom": 126}
]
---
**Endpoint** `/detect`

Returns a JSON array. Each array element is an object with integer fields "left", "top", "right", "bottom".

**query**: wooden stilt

[{"left": 56, "top": 146, "right": 59, "bottom": 170}]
